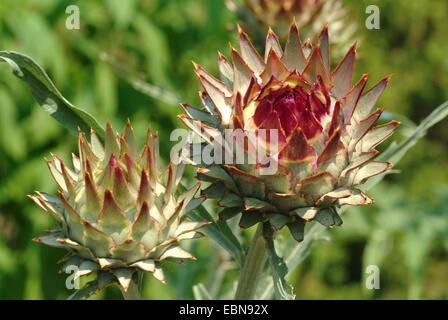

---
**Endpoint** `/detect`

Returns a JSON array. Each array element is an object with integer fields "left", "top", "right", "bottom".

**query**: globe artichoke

[
  {"left": 230, "top": 0, "right": 357, "bottom": 56},
  {"left": 30, "top": 121, "right": 208, "bottom": 292},
  {"left": 244, "top": 0, "right": 324, "bottom": 28},
  {"left": 179, "top": 22, "right": 398, "bottom": 242}
]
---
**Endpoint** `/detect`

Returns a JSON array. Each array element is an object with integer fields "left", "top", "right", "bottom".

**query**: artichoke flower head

[{"left": 180, "top": 21, "right": 398, "bottom": 242}]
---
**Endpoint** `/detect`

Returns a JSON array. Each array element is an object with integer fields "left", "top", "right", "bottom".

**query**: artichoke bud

[
  {"left": 30, "top": 121, "right": 209, "bottom": 292},
  {"left": 231, "top": 0, "right": 357, "bottom": 57}
]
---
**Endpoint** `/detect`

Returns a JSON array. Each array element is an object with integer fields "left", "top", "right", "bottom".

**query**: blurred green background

[{"left": 0, "top": 0, "right": 447, "bottom": 299}]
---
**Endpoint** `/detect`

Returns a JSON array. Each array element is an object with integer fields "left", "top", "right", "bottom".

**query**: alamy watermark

[
  {"left": 66, "top": 5, "right": 80, "bottom": 30},
  {"left": 64, "top": 265, "right": 80, "bottom": 290},
  {"left": 365, "top": 265, "right": 380, "bottom": 289},
  {"left": 365, "top": 5, "right": 380, "bottom": 30}
]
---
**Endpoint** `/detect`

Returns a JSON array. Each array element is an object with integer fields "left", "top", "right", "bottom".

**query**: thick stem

[
  {"left": 119, "top": 279, "right": 142, "bottom": 300},
  {"left": 234, "top": 224, "right": 267, "bottom": 300}
]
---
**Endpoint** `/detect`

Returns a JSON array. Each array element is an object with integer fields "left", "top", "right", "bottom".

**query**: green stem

[
  {"left": 235, "top": 224, "right": 267, "bottom": 300},
  {"left": 119, "top": 278, "right": 142, "bottom": 300}
]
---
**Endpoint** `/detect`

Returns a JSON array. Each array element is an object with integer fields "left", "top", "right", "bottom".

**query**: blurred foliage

[{"left": 0, "top": 0, "right": 447, "bottom": 299}]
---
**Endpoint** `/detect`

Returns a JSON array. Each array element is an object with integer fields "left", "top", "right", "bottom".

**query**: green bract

[{"left": 30, "top": 121, "right": 209, "bottom": 292}]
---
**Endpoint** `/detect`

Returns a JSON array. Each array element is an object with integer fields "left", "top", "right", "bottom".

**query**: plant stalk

[
  {"left": 234, "top": 224, "right": 267, "bottom": 300},
  {"left": 119, "top": 279, "right": 142, "bottom": 300}
]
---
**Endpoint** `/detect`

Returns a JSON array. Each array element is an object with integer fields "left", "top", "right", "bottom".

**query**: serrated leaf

[
  {"left": 258, "top": 222, "right": 320, "bottom": 299},
  {"left": 265, "top": 238, "right": 295, "bottom": 300},
  {"left": 67, "top": 280, "right": 100, "bottom": 300}
]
